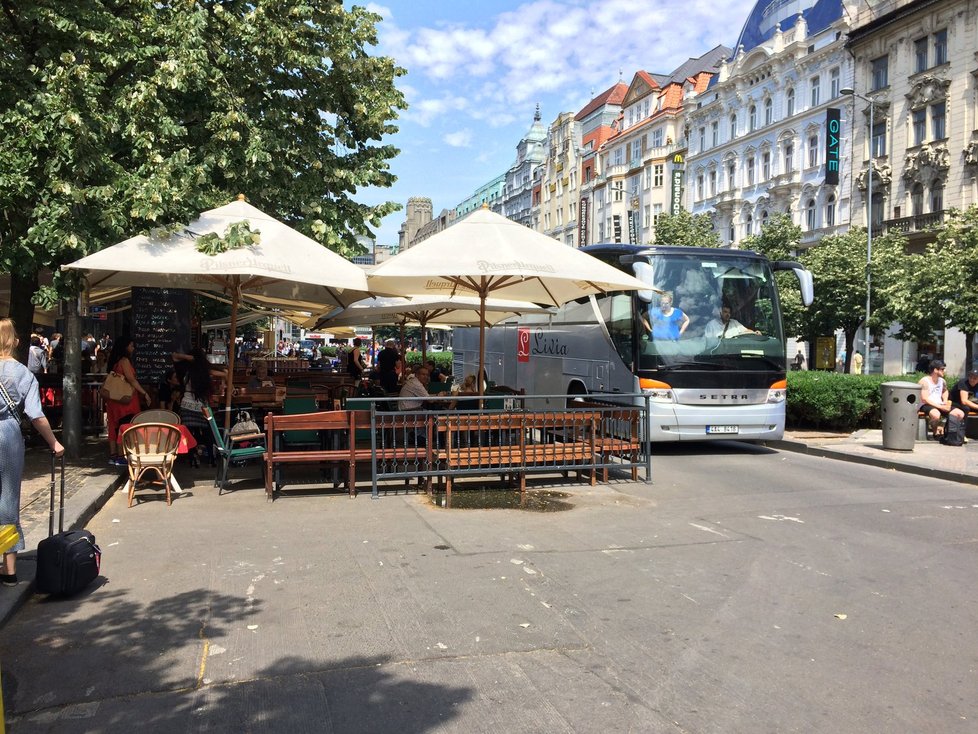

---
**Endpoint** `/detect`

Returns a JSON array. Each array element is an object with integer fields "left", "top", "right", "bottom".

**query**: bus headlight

[
  {"left": 767, "top": 379, "right": 787, "bottom": 403},
  {"left": 639, "top": 378, "right": 674, "bottom": 404}
]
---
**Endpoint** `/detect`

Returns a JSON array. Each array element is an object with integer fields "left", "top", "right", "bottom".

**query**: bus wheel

[{"left": 566, "top": 382, "right": 587, "bottom": 408}]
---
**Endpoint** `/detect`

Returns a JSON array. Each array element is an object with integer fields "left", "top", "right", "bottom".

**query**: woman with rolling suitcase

[{"left": 0, "top": 319, "right": 65, "bottom": 587}]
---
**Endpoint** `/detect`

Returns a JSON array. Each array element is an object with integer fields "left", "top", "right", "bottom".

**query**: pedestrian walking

[{"left": 0, "top": 319, "right": 65, "bottom": 587}]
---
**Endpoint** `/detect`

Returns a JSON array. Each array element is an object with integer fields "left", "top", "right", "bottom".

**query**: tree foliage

[
  {"left": 740, "top": 214, "right": 806, "bottom": 339},
  {"left": 1, "top": 0, "right": 406, "bottom": 311},
  {"left": 652, "top": 210, "right": 721, "bottom": 248},
  {"left": 874, "top": 205, "right": 978, "bottom": 368}
]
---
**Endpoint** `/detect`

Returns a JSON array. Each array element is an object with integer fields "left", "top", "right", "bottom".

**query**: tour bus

[{"left": 451, "top": 244, "right": 814, "bottom": 442}]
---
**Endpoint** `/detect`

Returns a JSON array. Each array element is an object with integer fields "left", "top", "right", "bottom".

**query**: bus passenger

[{"left": 641, "top": 292, "right": 688, "bottom": 340}]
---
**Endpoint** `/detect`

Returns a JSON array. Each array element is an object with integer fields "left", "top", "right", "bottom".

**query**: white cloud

[
  {"left": 379, "top": 0, "right": 752, "bottom": 126},
  {"left": 443, "top": 129, "right": 474, "bottom": 148}
]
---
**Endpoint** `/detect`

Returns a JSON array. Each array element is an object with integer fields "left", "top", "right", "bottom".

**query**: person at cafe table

[{"left": 398, "top": 366, "right": 435, "bottom": 411}]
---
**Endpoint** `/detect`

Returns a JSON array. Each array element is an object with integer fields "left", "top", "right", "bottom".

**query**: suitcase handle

[{"left": 49, "top": 452, "right": 65, "bottom": 537}]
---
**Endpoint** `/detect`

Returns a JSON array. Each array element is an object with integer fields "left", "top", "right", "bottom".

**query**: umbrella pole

[
  {"left": 398, "top": 321, "right": 406, "bottom": 379},
  {"left": 420, "top": 318, "right": 428, "bottom": 365},
  {"left": 478, "top": 296, "right": 487, "bottom": 397},
  {"left": 223, "top": 281, "right": 240, "bottom": 432}
]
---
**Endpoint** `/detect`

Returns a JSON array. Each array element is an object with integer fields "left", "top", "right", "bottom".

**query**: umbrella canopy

[
  {"left": 367, "top": 207, "right": 649, "bottom": 393},
  {"left": 312, "top": 294, "right": 553, "bottom": 362},
  {"left": 64, "top": 198, "right": 371, "bottom": 426}
]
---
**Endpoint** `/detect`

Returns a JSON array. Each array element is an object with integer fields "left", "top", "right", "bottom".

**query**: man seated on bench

[
  {"left": 918, "top": 360, "right": 964, "bottom": 439},
  {"left": 950, "top": 368, "right": 978, "bottom": 418}
]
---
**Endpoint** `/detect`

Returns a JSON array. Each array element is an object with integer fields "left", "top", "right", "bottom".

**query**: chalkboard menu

[{"left": 131, "top": 287, "right": 192, "bottom": 386}]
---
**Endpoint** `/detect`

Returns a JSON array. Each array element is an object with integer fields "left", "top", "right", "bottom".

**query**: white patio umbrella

[
  {"left": 64, "top": 197, "right": 372, "bottom": 426},
  {"left": 367, "top": 207, "right": 650, "bottom": 394},
  {"left": 310, "top": 294, "right": 553, "bottom": 362}
]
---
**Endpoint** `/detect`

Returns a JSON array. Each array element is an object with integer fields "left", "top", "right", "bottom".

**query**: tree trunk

[
  {"left": 7, "top": 270, "right": 38, "bottom": 363},
  {"left": 62, "top": 300, "right": 83, "bottom": 459},
  {"left": 843, "top": 330, "right": 857, "bottom": 374}
]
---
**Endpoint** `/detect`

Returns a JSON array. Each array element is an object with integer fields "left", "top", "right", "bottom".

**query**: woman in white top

[{"left": 918, "top": 359, "right": 964, "bottom": 437}]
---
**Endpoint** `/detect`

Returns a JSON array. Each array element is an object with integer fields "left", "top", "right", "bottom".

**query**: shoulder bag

[
  {"left": 100, "top": 370, "right": 134, "bottom": 404},
  {"left": 0, "top": 375, "right": 32, "bottom": 431}
]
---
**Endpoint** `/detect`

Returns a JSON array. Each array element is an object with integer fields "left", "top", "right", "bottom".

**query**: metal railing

[{"left": 349, "top": 393, "right": 653, "bottom": 498}]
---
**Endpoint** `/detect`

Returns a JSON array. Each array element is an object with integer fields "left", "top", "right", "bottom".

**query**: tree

[
  {"left": 872, "top": 234, "right": 945, "bottom": 346},
  {"left": 652, "top": 210, "right": 721, "bottom": 248},
  {"left": 1, "top": 1, "right": 406, "bottom": 345},
  {"left": 797, "top": 228, "right": 905, "bottom": 372},
  {"left": 931, "top": 206, "right": 978, "bottom": 368},
  {"left": 740, "top": 214, "right": 808, "bottom": 342}
]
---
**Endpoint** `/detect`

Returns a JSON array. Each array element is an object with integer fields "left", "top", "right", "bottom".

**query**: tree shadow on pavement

[{"left": 0, "top": 587, "right": 473, "bottom": 733}]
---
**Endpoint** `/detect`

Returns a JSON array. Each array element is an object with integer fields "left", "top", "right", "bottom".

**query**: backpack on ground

[{"left": 941, "top": 413, "right": 966, "bottom": 446}]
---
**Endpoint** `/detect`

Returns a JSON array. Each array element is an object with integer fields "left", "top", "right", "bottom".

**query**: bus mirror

[
  {"left": 772, "top": 260, "right": 814, "bottom": 307},
  {"left": 631, "top": 262, "right": 657, "bottom": 303}
]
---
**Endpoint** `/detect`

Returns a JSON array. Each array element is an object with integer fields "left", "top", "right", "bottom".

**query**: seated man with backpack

[
  {"left": 919, "top": 360, "right": 966, "bottom": 445},
  {"left": 946, "top": 368, "right": 978, "bottom": 445}
]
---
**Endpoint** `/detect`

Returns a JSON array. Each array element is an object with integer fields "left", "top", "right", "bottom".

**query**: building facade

[
  {"left": 847, "top": 0, "right": 978, "bottom": 373},
  {"left": 398, "top": 197, "right": 432, "bottom": 251},
  {"left": 685, "top": 1, "right": 851, "bottom": 247},
  {"left": 575, "top": 83, "right": 629, "bottom": 247},
  {"left": 537, "top": 111, "right": 583, "bottom": 246},
  {"left": 501, "top": 106, "right": 548, "bottom": 227},
  {"left": 590, "top": 47, "right": 729, "bottom": 247}
]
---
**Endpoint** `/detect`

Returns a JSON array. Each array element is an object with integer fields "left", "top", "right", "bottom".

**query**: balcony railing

[{"left": 882, "top": 211, "right": 945, "bottom": 234}]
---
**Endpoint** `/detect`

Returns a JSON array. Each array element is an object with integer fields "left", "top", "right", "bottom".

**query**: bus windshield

[{"left": 627, "top": 253, "right": 785, "bottom": 373}]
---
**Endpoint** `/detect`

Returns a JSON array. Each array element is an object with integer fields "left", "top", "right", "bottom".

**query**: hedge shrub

[
  {"left": 404, "top": 351, "right": 454, "bottom": 373},
  {"left": 786, "top": 371, "right": 921, "bottom": 431}
]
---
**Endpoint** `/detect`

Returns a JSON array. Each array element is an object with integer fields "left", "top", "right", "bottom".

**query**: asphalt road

[{"left": 1, "top": 442, "right": 976, "bottom": 733}]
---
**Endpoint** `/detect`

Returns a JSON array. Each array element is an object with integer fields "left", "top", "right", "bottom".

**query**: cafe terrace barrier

[{"left": 264, "top": 393, "right": 652, "bottom": 501}]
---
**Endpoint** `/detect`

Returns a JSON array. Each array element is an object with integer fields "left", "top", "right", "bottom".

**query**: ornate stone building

[
  {"left": 501, "top": 106, "right": 548, "bottom": 227},
  {"left": 847, "top": 0, "right": 978, "bottom": 373},
  {"left": 575, "top": 83, "right": 628, "bottom": 247},
  {"left": 685, "top": 0, "right": 851, "bottom": 247},
  {"left": 537, "top": 111, "right": 583, "bottom": 246},
  {"left": 397, "top": 197, "right": 432, "bottom": 251}
]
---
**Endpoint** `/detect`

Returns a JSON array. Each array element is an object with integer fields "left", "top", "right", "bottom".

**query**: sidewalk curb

[
  {"left": 0, "top": 472, "right": 126, "bottom": 629},
  {"left": 769, "top": 439, "right": 978, "bottom": 487}
]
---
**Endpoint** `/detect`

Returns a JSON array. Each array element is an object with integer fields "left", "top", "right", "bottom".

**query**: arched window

[
  {"left": 826, "top": 195, "right": 836, "bottom": 227},
  {"left": 786, "top": 88, "right": 795, "bottom": 117},
  {"left": 728, "top": 224, "right": 735, "bottom": 243},
  {"left": 930, "top": 180, "right": 944, "bottom": 213},
  {"left": 749, "top": 105, "right": 757, "bottom": 131},
  {"left": 911, "top": 183, "right": 924, "bottom": 216},
  {"left": 730, "top": 114, "right": 738, "bottom": 139},
  {"left": 806, "top": 198, "right": 816, "bottom": 230},
  {"left": 761, "top": 210, "right": 769, "bottom": 229},
  {"left": 764, "top": 98, "right": 773, "bottom": 126},
  {"left": 746, "top": 214, "right": 753, "bottom": 235}
]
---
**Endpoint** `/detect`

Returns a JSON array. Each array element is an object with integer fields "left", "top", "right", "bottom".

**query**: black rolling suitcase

[{"left": 35, "top": 454, "right": 101, "bottom": 596}]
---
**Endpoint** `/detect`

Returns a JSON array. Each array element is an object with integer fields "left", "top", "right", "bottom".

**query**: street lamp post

[{"left": 841, "top": 86, "right": 873, "bottom": 374}]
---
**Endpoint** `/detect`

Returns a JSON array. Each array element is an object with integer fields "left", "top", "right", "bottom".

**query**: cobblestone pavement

[{"left": 17, "top": 432, "right": 124, "bottom": 550}]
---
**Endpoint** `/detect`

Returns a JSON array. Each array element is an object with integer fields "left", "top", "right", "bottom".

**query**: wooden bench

[
  {"left": 432, "top": 411, "right": 598, "bottom": 502},
  {"left": 577, "top": 400, "right": 645, "bottom": 481},
  {"left": 264, "top": 410, "right": 430, "bottom": 500}
]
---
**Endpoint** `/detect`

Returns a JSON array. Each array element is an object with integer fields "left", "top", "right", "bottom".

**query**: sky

[{"left": 356, "top": 0, "right": 759, "bottom": 249}]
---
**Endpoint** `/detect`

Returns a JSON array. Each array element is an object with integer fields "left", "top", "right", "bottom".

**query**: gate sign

[
  {"left": 825, "top": 108, "right": 841, "bottom": 186},
  {"left": 517, "top": 327, "right": 530, "bottom": 363}
]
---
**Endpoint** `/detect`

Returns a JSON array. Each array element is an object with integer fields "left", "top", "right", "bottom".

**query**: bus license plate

[{"left": 706, "top": 425, "right": 739, "bottom": 435}]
